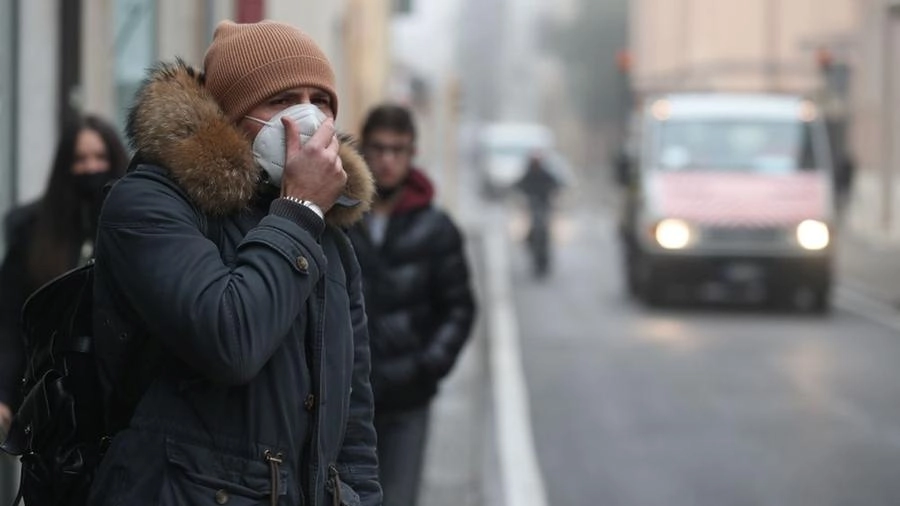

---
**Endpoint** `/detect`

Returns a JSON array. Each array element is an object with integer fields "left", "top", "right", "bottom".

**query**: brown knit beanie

[{"left": 204, "top": 20, "right": 338, "bottom": 122}]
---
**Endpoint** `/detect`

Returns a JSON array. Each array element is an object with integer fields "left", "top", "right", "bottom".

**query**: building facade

[
  {"left": 1, "top": 0, "right": 390, "bottom": 229},
  {"left": 851, "top": 0, "right": 900, "bottom": 238},
  {"left": 630, "top": 0, "right": 858, "bottom": 94},
  {"left": 390, "top": 0, "right": 467, "bottom": 208}
]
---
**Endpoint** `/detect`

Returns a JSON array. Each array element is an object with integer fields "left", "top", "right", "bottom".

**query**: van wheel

[
  {"left": 639, "top": 273, "right": 665, "bottom": 307},
  {"left": 624, "top": 248, "right": 641, "bottom": 297},
  {"left": 768, "top": 283, "right": 831, "bottom": 314},
  {"left": 766, "top": 285, "right": 796, "bottom": 312},
  {"left": 806, "top": 286, "right": 831, "bottom": 314},
  {"left": 633, "top": 255, "right": 665, "bottom": 306}
]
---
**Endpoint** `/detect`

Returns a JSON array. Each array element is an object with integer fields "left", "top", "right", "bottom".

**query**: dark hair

[
  {"left": 26, "top": 115, "right": 128, "bottom": 290},
  {"left": 361, "top": 104, "right": 417, "bottom": 143}
]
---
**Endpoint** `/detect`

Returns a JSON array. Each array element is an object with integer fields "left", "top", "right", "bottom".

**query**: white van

[{"left": 617, "top": 93, "right": 835, "bottom": 311}]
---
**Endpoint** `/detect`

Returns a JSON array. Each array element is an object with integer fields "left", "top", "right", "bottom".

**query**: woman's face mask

[
  {"left": 73, "top": 172, "right": 114, "bottom": 201},
  {"left": 244, "top": 104, "right": 327, "bottom": 187}
]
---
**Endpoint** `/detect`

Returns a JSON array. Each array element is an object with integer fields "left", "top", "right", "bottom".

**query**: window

[
  {"left": 654, "top": 119, "right": 823, "bottom": 174},
  {"left": 114, "top": 0, "right": 156, "bottom": 132}
]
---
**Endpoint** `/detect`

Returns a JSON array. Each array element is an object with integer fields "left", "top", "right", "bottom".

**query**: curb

[
  {"left": 482, "top": 205, "right": 548, "bottom": 506},
  {"left": 836, "top": 230, "right": 900, "bottom": 308}
]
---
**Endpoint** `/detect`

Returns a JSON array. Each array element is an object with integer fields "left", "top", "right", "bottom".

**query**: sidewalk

[
  {"left": 416, "top": 320, "right": 489, "bottom": 506},
  {"left": 417, "top": 227, "right": 493, "bottom": 506},
  {"left": 843, "top": 171, "right": 900, "bottom": 246},
  {"left": 838, "top": 230, "right": 900, "bottom": 308},
  {"left": 839, "top": 171, "right": 900, "bottom": 307}
]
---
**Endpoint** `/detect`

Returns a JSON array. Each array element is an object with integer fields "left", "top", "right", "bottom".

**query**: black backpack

[
  {"left": 3, "top": 261, "right": 105, "bottom": 506},
  {"left": 2, "top": 182, "right": 219, "bottom": 506}
]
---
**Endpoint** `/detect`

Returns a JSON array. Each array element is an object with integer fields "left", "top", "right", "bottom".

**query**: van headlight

[
  {"left": 655, "top": 219, "right": 691, "bottom": 250},
  {"left": 796, "top": 220, "right": 830, "bottom": 250}
]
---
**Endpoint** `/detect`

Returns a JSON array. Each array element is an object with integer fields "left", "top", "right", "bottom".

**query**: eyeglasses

[{"left": 364, "top": 142, "right": 414, "bottom": 157}]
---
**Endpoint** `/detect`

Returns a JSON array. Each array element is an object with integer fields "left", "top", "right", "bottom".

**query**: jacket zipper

[
  {"left": 311, "top": 279, "right": 328, "bottom": 506},
  {"left": 264, "top": 449, "right": 284, "bottom": 506}
]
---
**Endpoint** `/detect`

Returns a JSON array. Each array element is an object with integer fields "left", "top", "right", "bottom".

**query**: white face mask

[{"left": 245, "top": 104, "right": 328, "bottom": 187}]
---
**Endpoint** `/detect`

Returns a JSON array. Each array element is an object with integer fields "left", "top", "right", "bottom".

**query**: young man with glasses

[{"left": 348, "top": 105, "right": 476, "bottom": 506}]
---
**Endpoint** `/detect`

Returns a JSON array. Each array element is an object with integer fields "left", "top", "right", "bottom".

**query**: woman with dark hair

[{"left": 0, "top": 115, "right": 128, "bottom": 441}]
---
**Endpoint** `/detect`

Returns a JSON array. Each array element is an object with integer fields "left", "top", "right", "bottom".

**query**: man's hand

[
  {"left": 0, "top": 402, "right": 11, "bottom": 443},
  {"left": 281, "top": 117, "right": 347, "bottom": 212}
]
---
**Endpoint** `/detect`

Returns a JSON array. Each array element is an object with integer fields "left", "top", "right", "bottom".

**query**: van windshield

[{"left": 653, "top": 119, "right": 823, "bottom": 173}]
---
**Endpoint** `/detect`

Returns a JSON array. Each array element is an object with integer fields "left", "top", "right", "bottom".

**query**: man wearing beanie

[
  {"left": 348, "top": 105, "right": 475, "bottom": 506},
  {"left": 87, "top": 21, "right": 381, "bottom": 506}
]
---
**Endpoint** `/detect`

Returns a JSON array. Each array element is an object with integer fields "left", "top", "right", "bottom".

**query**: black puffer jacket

[
  {"left": 0, "top": 203, "right": 39, "bottom": 410},
  {"left": 86, "top": 61, "right": 380, "bottom": 506},
  {"left": 348, "top": 170, "right": 475, "bottom": 411}
]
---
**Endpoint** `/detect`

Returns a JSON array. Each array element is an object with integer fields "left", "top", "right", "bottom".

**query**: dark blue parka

[{"left": 87, "top": 61, "right": 381, "bottom": 506}]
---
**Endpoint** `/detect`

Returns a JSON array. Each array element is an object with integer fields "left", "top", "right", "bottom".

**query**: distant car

[
  {"left": 617, "top": 93, "right": 836, "bottom": 311},
  {"left": 476, "top": 122, "right": 555, "bottom": 196}
]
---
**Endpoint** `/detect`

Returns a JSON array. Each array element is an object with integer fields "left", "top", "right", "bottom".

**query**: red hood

[
  {"left": 654, "top": 171, "right": 828, "bottom": 226},
  {"left": 393, "top": 168, "right": 435, "bottom": 215}
]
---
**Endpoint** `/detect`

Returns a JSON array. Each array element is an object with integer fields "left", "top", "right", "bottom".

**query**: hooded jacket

[
  {"left": 87, "top": 61, "right": 380, "bottom": 506},
  {"left": 348, "top": 169, "right": 475, "bottom": 411}
]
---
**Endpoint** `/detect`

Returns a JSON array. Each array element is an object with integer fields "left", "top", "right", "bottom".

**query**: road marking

[
  {"left": 484, "top": 207, "right": 549, "bottom": 506},
  {"left": 834, "top": 285, "right": 900, "bottom": 334}
]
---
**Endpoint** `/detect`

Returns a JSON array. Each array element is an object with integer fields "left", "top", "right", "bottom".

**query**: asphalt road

[{"left": 507, "top": 191, "right": 900, "bottom": 506}]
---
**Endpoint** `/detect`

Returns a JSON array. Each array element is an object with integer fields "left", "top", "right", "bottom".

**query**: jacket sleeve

[
  {"left": 96, "top": 171, "right": 326, "bottom": 385},
  {"left": 420, "top": 214, "right": 476, "bottom": 380},
  {"left": 336, "top": 237, "right": 382, "bottom": 506}
]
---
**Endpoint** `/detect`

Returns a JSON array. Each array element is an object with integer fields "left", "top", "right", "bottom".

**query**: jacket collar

[{"left": 126, "top": 60, "right": 373, "bottom": 227}]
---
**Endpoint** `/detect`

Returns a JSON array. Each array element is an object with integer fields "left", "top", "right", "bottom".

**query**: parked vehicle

[{"left": 616, "top": 93, "right": 835, "bottom": 311}]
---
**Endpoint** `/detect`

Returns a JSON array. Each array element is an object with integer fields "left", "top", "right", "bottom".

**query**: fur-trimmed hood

[{"left": 126, "top": 60, "right": 373, "bottom": 227}]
